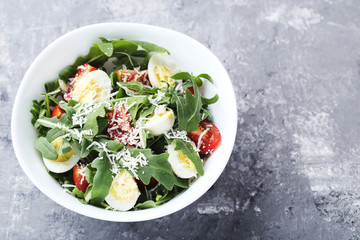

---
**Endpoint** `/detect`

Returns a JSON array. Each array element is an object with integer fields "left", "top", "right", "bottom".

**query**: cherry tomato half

[
  {"left": 51, "top": 105, "right": 65, "bottom": 119},
  {"left": 107, "top": 103, "right": 134, "bottom": 145},
  {"left": 73, "top": 163, "right": 89, "bottom": 193},
  {"left": 115, "top": 70, "right": 151, "bottom": 86},
  {"left": 187, "top": 120, "right": 221, "bottom": 155}
]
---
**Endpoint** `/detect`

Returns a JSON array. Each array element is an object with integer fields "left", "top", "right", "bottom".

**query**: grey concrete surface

[{"left": 2, "top": 0, "right": 360, "bottom": 239}]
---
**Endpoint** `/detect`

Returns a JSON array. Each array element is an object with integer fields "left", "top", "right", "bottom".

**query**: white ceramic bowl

[{"left": 11, "top": 23, "right": 237, "bottom": 222}]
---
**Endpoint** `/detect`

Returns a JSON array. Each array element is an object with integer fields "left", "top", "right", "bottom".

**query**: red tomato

[
  {"left": 107, "top": 103, "right": 135, "bottom": 145},
  {"left": 135, "top": 177, "right": 158, "bottom": 189},
  {"left": 187, "top": 120, "right": 221, "bottom": 154},
  {"left": 51, "top": 105, "right": 65, "bottom": 119},
  {"left": 73, "top": 163, "right": 89, "bottom": 193},
  {"left": 188, "top": 86, "right": 195, "bottom": 95},
  {"left": 115, "top": 70, "right": 150, "bottom": 86},
  {"left": 64, "top": 63, "right": 98, "bottom": 101}
]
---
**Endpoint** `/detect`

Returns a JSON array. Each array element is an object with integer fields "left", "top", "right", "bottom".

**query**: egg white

[
  {"left": 43, "top": 143, "right": 80, "bottom": 173},
  {"left": 144, "top": 105, "right": 175, "bottom": 136},
  {"left": 148, "top": 54, "right": 180, "bottom": 89},
  {"left": 167, "top": 142, "right": 198, "bottom": 179},
  {"left": 72, "top": 70, "right": 112, "bottom": 103},
  {"left": 105, "top": 170, "right": 140, "bottom": 211}
]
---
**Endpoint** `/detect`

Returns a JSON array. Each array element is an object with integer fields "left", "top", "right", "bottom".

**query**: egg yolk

[
  {"left": 72, "top": 78, "right": 101, "bottom": 103},
  {"left": 154, "top": 65, "right": 175, "bottom": 88},
  {"left": 51, "top": 138, "right": 74, "bottom": 162},
  {"left": 151, "top": 110, "right": 173, "bottom": 120},
  {"left": 110, "top": 170, "right": 139, "bottom": 202},
  {"left": 176, "top": 150, "right": 196, "bottom": 172}
]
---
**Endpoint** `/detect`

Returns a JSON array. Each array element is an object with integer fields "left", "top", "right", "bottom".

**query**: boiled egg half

[
  {"left": 72, "top": 70, "right": 112, "bottom": 103},
  {"left": 105, "top": 170, "right": 140, "bottom": 211},
  {"left": 167, "top": 141, "right": 198, "bottom": 179},
  {"left": 43, "top": 137, "right": 80, "bottom": 173},
  {"left": 144, "top": 105, "right": 175, "bottom": 136},
  {"left": 148, "top": 54, "right": 180, "bottom": 89}
]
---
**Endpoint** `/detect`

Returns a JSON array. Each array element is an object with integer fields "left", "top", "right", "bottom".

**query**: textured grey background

[{"left": 2, "top": 0, "right": 360, "bottom": 239}]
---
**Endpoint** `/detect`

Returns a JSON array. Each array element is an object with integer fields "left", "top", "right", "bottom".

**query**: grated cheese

[
  {"left": 148, "top": 90, "right": 166, "bottom": 107},
  {"left": 164, "top": 128, "right": 190, "bottom": 142}
]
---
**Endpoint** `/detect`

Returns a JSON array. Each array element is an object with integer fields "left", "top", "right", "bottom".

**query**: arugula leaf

[
  {"left": 86, "top": 164, "right": 96, "bottom": 184},
  {"left": 44, "top": 80, "right": 60, "bottom": 93},
  {"left": 58, "top": 100, "right": 77, "bottom": 119},
  {"left": 201, "top": 94, "right": 219, "bottom": 105},
  {"left": 171, "top": 72, "right": 208, "bottom": 132},
  {"left": 46, "top": 127, "right": 66, "bottom": 142},
  {"left": 97, "top": 42, "right": 113, "bottom": 57},
  {"left": 130, "top": 40, "right": 169, "bottom": 54},
  {"left": 58, "top": 138, "right": 72, "bottom": 155},
  {"left": 35, "top": 114, "right": 72, "bottom": 129},
  {"left": 125, "top": 96, "right": 151, "bottom": 121},
  {"left": 35, "top": 114, "right": 79, "bottom": 140},
  {"left": 72, "top": 187, "right": 85, "bottom": 198},
  {"left": 128, "top": 148, "right": 188, "bottom": 190},
  {"left": 81, "top": 138, "right": 123, "bottom": 158},
  {"left": 34, "top": 137, "right": 58, "bottom": 160},
  {"left": 172, "top": 93, "right": 188, "bottom": 130},
  {"left": 30, "top": 99, "right": 46, "bottom": 126},
  {"left": 135, "top": 200, "right": 156, "bottom": 209},
  {"left": 89, "top": 152, "right": 113, "bottom": 205},
  {"left": 195, "top": 73, "right": 214, "bottom": 86},
  {"left": 118, "top": 81, "right": 158, "bottom": 94},
  {"left": 172, "top": 139, "right": 204, "bottom": 176},
  {"left": 83, "top": 103, "right": 107, "bottom": 137},
  {"left": 184, "top": 85, "right": 202, "bottom": 132}
]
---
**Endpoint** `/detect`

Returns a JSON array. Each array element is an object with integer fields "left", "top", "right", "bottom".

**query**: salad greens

[{"left": 31, "top": 37, "right": 220, "bottom": 211}]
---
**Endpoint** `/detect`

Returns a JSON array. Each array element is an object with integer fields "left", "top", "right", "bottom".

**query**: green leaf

[
  {"left": 172, "top": 72, "right": 193, "bottom": 81},
  {"left": 102, "top": 139, "right": 123, "bottom": 152},
  {"left": 83, "top": 103, "right": 107, "bottom": 137},
  {"left": 72, "top": 187, "right": 85, "bottom": 198},
  {"left": 195, "top": 73, "right": 214, "bottom": 85},
  {"left": 118, "top": 81, "right": 157, "bottom": 94},
  {"left": 201, "top": 94, "right": 219, "bottom": 105},
  {"left": 86, "top": 164, "right": 96, "bottom": 184},
  {"left": 46, "top": 127, "right": 66, "bottom": 142},
  {"left": 173, "top": 93, "right": 188, "bottom": 130},
  {"left": 44, "top": 80, "right": 60, "bottom": 93},
  {"left": 30, "top": 100, "right": 46, "bottom": 126},
  {"left": 184, "top": 84, "right": 202, "bottom": 132},
  {"left": 34, "top": 137, "right": 58, "bottom": 160},
  {"left": 171, "top": 72, "right": 203, "bottom": 132},
  {"left": 135, "top": 200, "right": 156, "bottom": 209},
  {"left": 97, "top": 42, "right": 113, "bottom": 57},
  {"left": 58, "top": 100, "right": 77, "bottom": 119},
  {"left": 128, "top": 148, "right": 189, "bottom": 190},
  {"left": 35, "top": 114, "right": 78, "bottom": 140},
  {"left": 130, "top": 40, "right": 169, "bottom": 54},
  {"left": 58, "top": 138, "right": 72, "bottom": 155},
  {"left": 172, "top": 139, "right": 204, "bottom": 176},
  {"left": 90, "top": 152, "right": 113, "bottom": 205},
  {"left": 125, "top": 96, "right": 151, "bottom": 121}
]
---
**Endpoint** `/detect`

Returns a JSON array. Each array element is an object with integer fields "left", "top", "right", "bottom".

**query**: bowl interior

[{"left": 11, "top": 22, "right": 237, "bottom": 222}]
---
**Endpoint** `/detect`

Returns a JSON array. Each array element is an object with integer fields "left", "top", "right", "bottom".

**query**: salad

[{"left": 31, "top": 37, "right": 221, "bottom": 211}]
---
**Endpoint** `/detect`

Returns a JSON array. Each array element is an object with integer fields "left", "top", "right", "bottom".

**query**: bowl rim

[{"left": 11, "top": 22, "right": 238, "bottom": 222}]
